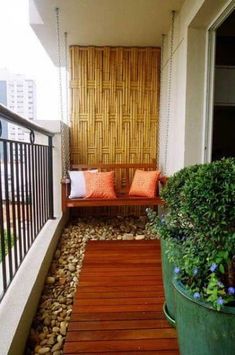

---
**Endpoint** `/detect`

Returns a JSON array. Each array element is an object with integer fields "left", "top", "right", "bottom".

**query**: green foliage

[
  {"left": 146, "top": 158, "right": 235, "bottom": 310},
  {"left": 0, "top": 231, "right": 15, "bottom": 262}
]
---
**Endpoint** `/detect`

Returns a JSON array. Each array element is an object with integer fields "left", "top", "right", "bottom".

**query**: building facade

[{"left": 0, "top": 69, "right": 36, "bottom": 142}]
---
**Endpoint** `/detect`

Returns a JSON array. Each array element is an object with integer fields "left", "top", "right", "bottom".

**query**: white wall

[
  {"left": 159, "top": 0, "right": 234, "bottom": 175},
  {"left": 36, "top": 120, "right": 70, "bottom": 217}
]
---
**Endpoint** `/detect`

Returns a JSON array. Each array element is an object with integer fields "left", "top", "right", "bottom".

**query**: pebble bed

[{"left": 25, "top": 216, "right": 156, "bottom": 355}]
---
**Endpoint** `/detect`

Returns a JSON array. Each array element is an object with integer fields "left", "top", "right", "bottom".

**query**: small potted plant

[{"left": 148, "top": 158, "right": 235, "bottom": 355}]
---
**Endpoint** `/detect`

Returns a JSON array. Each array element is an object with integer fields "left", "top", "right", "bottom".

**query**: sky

[{"left": 0, "top": 0, "right": 60, "bottom": 121}]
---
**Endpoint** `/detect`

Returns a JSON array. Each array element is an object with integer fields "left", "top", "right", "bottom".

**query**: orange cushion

[
  {"left": 84, "top": 171, "right": 117, "bottom": 199},
  {"left": 129, "top": 169, "right": 160, "bottom": 198}
]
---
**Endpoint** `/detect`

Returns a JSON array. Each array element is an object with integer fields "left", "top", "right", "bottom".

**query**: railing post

[{"left": 48, "top": 136, "right": 54, "bottom": 219}]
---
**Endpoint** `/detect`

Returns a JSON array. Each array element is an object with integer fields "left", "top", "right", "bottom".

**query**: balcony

[{"left": 1, "top": 0, "right": 235, "bottom": 354}]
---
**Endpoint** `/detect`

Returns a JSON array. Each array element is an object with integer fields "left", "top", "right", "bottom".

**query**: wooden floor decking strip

[{"left": 64, "top": 240, "right": 179, "bottom": 354}]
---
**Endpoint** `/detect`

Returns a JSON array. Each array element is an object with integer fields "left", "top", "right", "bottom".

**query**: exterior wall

[{"left": 159, "top": 0, "right": 233, "bottom": 175}]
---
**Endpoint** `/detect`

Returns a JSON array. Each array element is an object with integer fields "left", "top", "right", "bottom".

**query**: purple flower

[
  {"left": 193, "top": 292, "right": 200, "bottom": 299},
  {"left": 193, "top": 268, "right": 198, "bottom": 276},
  {"left": 174, "top": 266, "right": 180, "bottom": 274},
  {"left": 217, "top": 297, "right": 224, "bottom": 305},
  {"left": 209, "top": 263, "right": 217, "bottom": 272},
  {"left": 228, "top": 287, "right": 235, "bottom": 295}
]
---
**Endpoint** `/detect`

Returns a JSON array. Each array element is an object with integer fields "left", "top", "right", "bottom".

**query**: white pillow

[{"left": 68, "top": 170, "right": 97, "bottom": 198}]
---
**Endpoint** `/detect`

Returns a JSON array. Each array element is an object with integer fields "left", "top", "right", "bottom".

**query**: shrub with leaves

[{"left": 147, "top": 158, "right": 235, "bottom": 310}]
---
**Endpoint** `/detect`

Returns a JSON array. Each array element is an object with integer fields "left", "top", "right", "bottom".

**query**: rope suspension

[{"left": 164, "top": 10, "right": 176, "bottom": 172}]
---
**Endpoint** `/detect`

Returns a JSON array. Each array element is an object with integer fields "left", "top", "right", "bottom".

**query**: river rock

[
  {"left": 52, "top": 327, "right": 60, "bottom": 333},
  {"left": 38, "top": 347, "right": 51, "bottom": 354},
  {"left": 135, "top": 235, "right": 145, "bottom": 240},
  {"left": 46, "top": 276, "right": 55, "bottom": 284},
  {"left": 60, "top": 321, "right": 67, "bottom": 335},
  {"left": 51, "top": 342, "right": 62, "bottom": 352},
  {"left": 123, "top": 233, "right": 134, "bottom": 240},
  {"left": 68, "top": 264, "right": 76, "bottom": 272}
]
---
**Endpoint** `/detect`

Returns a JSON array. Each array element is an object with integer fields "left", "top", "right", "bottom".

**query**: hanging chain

[
  {"left": 158, "top": 33, "right": 166, "bottom": 170},
  {"left": 55, "top": 7, "right": 68, "bottom": 179},
  {"left": 64, "top": 31, "right": 69, "bottom": 125},
  {"left": 55, "top": 7, "right": 64, "bottom": 123},
  {"left": 64, "top": 31, "right": 71, "bottom": 172},
  {"left": 164, "top": 10, "right": 175, "bottom": 173}
]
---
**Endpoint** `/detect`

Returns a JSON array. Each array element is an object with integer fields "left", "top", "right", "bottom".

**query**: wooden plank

[
  {"left": 82, "top": 262, "right": 161, "bottom": 267},
  {"left": 79, "top": 275, "right": 162, "bottom": 282},
  {"left": 72, "top": 304, "right": 163, "bottom": 313},
  {"left": 66, "top": 328, "right": 177, "bottom": 341},
  {"left": 65, "top": 197, "right": 164, "bottom": 208},
  {"left": 75, "top": 291, "right": 163, "bottom": 299},
  {"left": 83, "top": 258, "right": 161, "bottom": 263},
  {"left": 64, "top": 338, "right": 179, "bottom": 353},
  {"left": 66, "top": 352, "right": 179, "bottom": 355},
  {"left": 68, "top": 319, "right": 170, "bottom": 331},
  {"left": 83, "top": 252, "right": 161, "bottom": 258},
  {"left": 73, "top": 297, "right": 164, "bottom": 306},
  {"left": 80, "top": 269, "right": 161, "bottom": 276},
  {"left": 80, "top": 264, "right": 161, "bottom": 269},
  {"left": 78, "top": 280, "right": 162, "bottom": 287},
  {"left": 76, "top": 286, "right": 163, "bottom": 293},
  {"left": 70, "top": 311, "right": 166, "bottom": 321},
  {"left": 80, "top": 268, "right": 161, "bottom": 274},
  {"left": 83, "top": 254, "right": 160, "bottom": 259},
  {"left": 85, "top": 245, "right": 160, "bottom": 250}
]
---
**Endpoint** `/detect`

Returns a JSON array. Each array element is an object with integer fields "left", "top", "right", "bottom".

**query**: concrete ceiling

[{"left": 29, "top": 0, "right": 184, "bottom": 65}]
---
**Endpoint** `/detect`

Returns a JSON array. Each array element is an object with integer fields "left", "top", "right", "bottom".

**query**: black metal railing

[{"left": 0, "top": 104, "right": 54, "bottom": 300}]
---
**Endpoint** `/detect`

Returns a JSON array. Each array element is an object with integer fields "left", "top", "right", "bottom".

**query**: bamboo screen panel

[{"left": 70, "top": 46, "right": 160, "bottom": 164}]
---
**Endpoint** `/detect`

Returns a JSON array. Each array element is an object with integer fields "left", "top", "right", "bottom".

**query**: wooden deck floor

[{"left": 64, "top": 240, "right": 179, "bottom": 354}]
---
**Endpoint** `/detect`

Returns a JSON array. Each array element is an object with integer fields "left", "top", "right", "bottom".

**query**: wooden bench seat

[{"left": 61, "top": 162, "right": 166, "bottom": 212}]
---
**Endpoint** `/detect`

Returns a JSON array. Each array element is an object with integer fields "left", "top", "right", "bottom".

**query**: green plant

[
  {"left": 0, "top": 231, "right": 15, "bottom": 262},
  {"left": 147, "top": 158, "right": 235, "bottom": 310}
]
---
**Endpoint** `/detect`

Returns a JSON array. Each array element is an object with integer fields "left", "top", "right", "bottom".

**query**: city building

[{"left": 0, "top": 68, "right": 36, "bottom": 141}]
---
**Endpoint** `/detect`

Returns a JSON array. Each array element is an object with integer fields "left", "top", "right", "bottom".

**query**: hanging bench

[{"left": 61, "top": 162, "right": 167, "bottom": 212}]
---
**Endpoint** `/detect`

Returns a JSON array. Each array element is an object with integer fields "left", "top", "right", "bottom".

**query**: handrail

[
  {"left": 0, "top": 104, "right": 55, "bottom": 301},
  {"left": 0, "top": 104, "right": 54, "bottom": 137}
]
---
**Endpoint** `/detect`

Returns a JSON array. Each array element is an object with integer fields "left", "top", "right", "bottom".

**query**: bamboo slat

[{"left": 70, "top": 46, "right": 160, "bottom": 166}]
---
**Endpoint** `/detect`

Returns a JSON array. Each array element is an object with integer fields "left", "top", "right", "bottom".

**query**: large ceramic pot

[
  {"left": 173, "top": 278, "right": 235, "bottom": 355},
  {"left": 161, "top": 239, "right": 176, "bottom": 326}
]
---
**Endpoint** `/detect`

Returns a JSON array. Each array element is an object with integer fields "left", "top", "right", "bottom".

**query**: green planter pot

[
  {"left": 173, "top": 278, "right": 235, "bottom": 355},
  {"left": 161, "top": 239, "right": 176, "bottom": 327}
]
